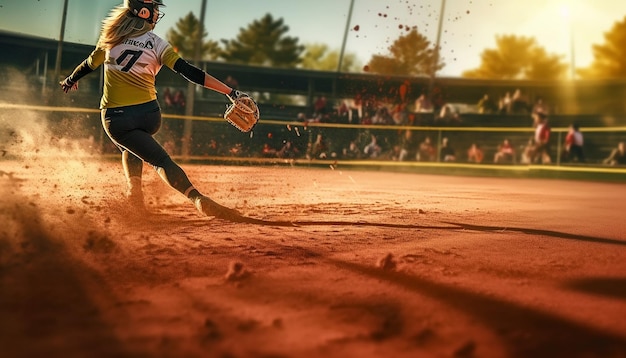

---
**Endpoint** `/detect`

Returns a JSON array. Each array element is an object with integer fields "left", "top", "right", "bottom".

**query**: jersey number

[{"left": 116, "top": 50, "right": 143, "bottom": 72}]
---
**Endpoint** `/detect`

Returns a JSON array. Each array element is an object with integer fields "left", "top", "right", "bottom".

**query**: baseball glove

[{"left": 224, "top": 93, "right": 259, "bottom": 133}]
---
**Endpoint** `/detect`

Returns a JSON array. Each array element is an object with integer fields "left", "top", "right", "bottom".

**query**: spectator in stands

[
  {"left": 467, "top": 143, "right": 484, "bottom": 163},
  {"left": 391, "top": 110, "right": 406, "bottom": 125},
  {"left": 308, "top": 133, "right": 328, "bottom": 159},
  {"left": 229, "top": 143, "right": 243, "bottom": 156},
  {"left": 206, "top": 139, "right": 219, "bottom": 156},
  {"left": 604, "top": 141, "right": 626, "bottom": 166},
  {"left": 532, "top": 96, "right": 549, "bottom": 116},
  {"left": 494, "top": 138, "right": 516, "bottom": 163},
  {"left": 162, "top": 87, "right": 173, "bottom": 109},
  {"left": 533, "top": 111, "right": 551, "bottom": 164},
  {"left": 173, "top": 89, "right": 186, "bottom": 113},
  {"left": 417, "top": 136, "right": 436, "bottom": 162},
  {"left": 276, "top": 140, "right": 300, "bottom": 159},
  {"left": 520, "top": 138, "right": 536, "bottom": 164},
  {"left": 371, "top": 106, "right": 393, "bottom": 125},
  {"left": 363, "top": 134, "right": 382, "bottom": 159},
  {"left": 342, "top": 140, "right": 361, "bottom": 160},
  {"left": 430, "top": 86, "right": 445, "bottom": 115},
  {"left": 440, "top": 137, "right": 456, "bottom": 162},
  {"left": 398, "top": 79, "right": 410, "bottom": 102},
  {"left": 313, "top": 96, "right": 328, "bottom": 117},
  {"left": 562, "top": 123, "right": 585, "bottom": 163},
  {"left": 511, "top": 88, "right": 529, "bottom": 114},
  {"left": 336, "top": 99, "right": 351, "bottom": 124},
  {"left": 477, "top": 94, "right": 497, "bottom": 114},
  {"left": 340, "top": 97, "right": 362, "bottom": 124},
  {"left": 383, "top": 144, "right": 403, "bottom": 161},
  {"left": 413, "top": 93, "right": 433, "bottom": 125},
  {"left": 437, "top": 103, "right": 460, "bottom": 125},
  {"left": 391, "top": 101, "right": 408, "bottom": 125},
  {"left": 499, "top": 91, "right": 512, "bottom": 114},
  {"left": 398, "top": 129, "right": 418, "bottom": 161},
  {"left": 414, "top": 93, "right": 433, "bottom": 113},
  {"left": 261, "top": 143, "right": 277, "bottom": 157}
]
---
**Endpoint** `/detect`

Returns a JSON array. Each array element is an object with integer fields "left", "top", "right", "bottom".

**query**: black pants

[
  {"left": 569, "top": 145, "right": 585, "bottom": 163},
  {"left": 101, "top": 100, "right": 195, "bottom": 196}
]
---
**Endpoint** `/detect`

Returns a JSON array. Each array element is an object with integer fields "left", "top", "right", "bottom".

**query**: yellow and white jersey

[{"left": 86, "top": 31, "right": 181, "bottom": 109}]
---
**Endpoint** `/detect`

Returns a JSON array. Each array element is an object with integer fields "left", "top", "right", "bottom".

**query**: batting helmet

[{"left": 125, "top": 0, "right": 165, "bottom": 24}]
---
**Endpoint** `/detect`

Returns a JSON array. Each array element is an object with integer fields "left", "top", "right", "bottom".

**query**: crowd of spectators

[
  {"left": 477, "top": 89, "right": 550, "bottom": 117},
  {"left": 156, "top": 85, "right": 623, "bottom": 167},
  {"left": 253, "top": 90, "right": 624, "bottom": 166}
]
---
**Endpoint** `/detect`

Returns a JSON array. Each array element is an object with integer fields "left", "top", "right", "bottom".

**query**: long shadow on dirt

[
  {"left": 329, "top": 258, "right": 626, "bottom": 358},
  {"left": 444, "top": 221, "right": 626, "bottom": 246},
  {"left": 0, "top": 197, "right": 133, "bottom": 357}
]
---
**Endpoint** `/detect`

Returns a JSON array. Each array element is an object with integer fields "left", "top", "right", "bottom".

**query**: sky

[{"left": 1, "top": 0, "right": 625, "bottom": 77}]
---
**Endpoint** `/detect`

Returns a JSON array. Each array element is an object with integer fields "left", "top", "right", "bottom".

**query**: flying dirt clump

[
  {"left": 377, "top": 253, "right": 397, "bottom": 271},
  {"left": 224, "top": 261, "right": 251, "bottom": 282}
]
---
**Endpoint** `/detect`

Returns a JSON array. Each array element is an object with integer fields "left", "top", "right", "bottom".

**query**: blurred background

[{"left": 1, "top": 0, "right": 625, "bottom": 175}]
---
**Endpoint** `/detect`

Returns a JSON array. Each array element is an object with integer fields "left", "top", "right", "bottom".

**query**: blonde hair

[{"left": 97, "top": 5, "right": 152, "bottom": 49}]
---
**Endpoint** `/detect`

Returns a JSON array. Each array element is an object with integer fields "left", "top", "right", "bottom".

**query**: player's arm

[
  {"left": 59, "top": 60, "right": 93, "bottom": 93},
  {"left": 171, "top": 58, "right": 244, "bottom": 99},
  {"left": 60, "top": 48, "right": 104, "bottom": 93}
]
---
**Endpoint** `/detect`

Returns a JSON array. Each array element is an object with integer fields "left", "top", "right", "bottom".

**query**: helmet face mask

[
  {"left": 125, "top": 0, "right": 166, "bottom": 24},
  {"left": 153, "top": 6, "right": 165, "bottom": 24}
]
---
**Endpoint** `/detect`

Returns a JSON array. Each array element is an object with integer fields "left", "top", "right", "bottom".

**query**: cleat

[{"left": 193, "top": 196, "right": 242, "bottom": 221}]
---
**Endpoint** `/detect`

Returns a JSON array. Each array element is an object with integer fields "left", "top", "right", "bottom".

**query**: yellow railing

[{"left": 2, "top": 103, "right": 625, "bottom": 177}]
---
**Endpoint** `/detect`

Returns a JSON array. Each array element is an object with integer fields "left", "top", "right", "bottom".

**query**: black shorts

[{"left": 101, "top": 100, "right": 170, "bottom": 167}]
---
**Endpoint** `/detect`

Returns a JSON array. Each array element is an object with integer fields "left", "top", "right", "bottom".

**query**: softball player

[{"left": 60, "top": 0, "right": 243, "bottom": 220}]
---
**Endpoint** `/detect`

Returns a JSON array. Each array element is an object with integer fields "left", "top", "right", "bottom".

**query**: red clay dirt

[{"left": 1, "top": 155, "right": 625, "bottom": 357}]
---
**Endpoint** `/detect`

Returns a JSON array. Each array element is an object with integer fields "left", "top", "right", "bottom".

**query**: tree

[
  {"left": 300, "top": 43, "right": 360, "bottom": 72},
  {"left": 365, "top": 28, "right": 442, "bottom": 76},
  {"left": 527, "top": 47, "right": 568, "bottom": 80},
  {"left": 220, "top": 14, "right": 304, "bottom": 68},
  {"left": 579, "top": 16, "right": 626, "bottom": 79},
  {"left": 462, "top": 35, "right": 567, "bottom": 80},
  {"left": 165, "top": 12, "right": 220, "bottom": 60}
]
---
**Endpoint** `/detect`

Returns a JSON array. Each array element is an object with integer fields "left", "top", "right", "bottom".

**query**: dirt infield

[{"left": 1, "top": 156, "right": 625, "bottom": 357}]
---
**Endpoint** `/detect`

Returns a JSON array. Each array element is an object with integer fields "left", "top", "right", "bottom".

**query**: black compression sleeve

[
  {"left": 173, "top": 58, "right": 205, "bottom": 86},
  {"left": 69, "top": 60, "right": 95, "bottom": 82}
]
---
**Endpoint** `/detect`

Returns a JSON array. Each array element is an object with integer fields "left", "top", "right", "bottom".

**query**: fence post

[
  {"left": 436, "top": 129, "right": 442, "bottom": 162},
  {"left": 556, "top": 131, "right": 562, "bottom": 166}
]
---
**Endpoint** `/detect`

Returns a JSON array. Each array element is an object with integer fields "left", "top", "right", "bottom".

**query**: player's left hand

[{"left": 60, "top": 77, "right": 78, "bottom": 93}]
